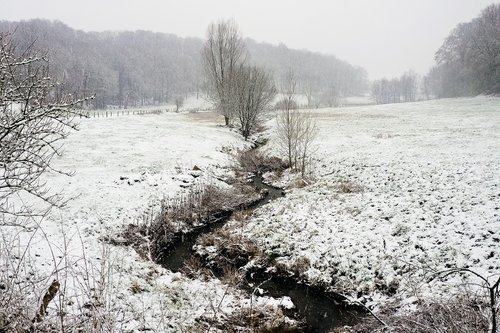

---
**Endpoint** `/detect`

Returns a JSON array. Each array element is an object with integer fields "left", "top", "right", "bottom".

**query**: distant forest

[
  {"left": 371, "top": 4, "right": 499, "bottom": 105},
  {"left": 0, "top": 19, "right": 368, "bottom": 109},
  {"left": 424, "top": 3, "right": 500, "bottom": 98}
]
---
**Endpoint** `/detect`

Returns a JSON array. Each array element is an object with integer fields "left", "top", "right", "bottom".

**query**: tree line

[
  {"left": 0, "top": 19, "right": 368, "bottom": 110},
  {"left": 203, "top": 20, "right": 317, "bottom": 177},
  {"left": 424, "top": 3, "right": 500, "bottom": 98},
  {"left": 371, "top": 71, "right": 418, "bottom": 104}
]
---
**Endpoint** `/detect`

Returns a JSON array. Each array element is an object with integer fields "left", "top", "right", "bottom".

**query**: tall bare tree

[
  {"left": 276, "top": 71, "right": 300, "bottom": 168},
  {"left": 276, "top": 71, "right": 317, "bottom": 176},
  {"left": 233, "top": 65, "right": 276, "bottom": 140},
  {"left": 202, "top": 19, "right": 246, "bottom": 126},
  {"left": 0, "top": 33, "right": 85, "bottom": 217}
]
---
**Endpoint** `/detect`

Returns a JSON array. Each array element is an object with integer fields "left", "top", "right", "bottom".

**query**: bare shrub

[
  {"left": 287, "top": 178, "right": 311, "bottom": 189},
  {"left": 174, "top": 96, "right": 184, "bottom": 112},
  {"left": 0, "top": 223, "right": 118, "bottom": 333},
  {"left": 144, "top": 180, "right": 261, "bottom": 262},
  {"left": 276, "top": 71, "right": 318, "bottom": 177}
]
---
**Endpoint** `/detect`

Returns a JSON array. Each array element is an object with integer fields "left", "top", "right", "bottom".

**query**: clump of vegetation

[
  {"left": 234, "top": 148, "right": 288, "bottom": 174},
  {"left": 217, "top": 305, "right": 302, "bottom": 333},
  {"left": 145, "top": 182, "right": 258, "bottom": 262},
  {"left": 180, "top": 256, "right": 213, "bottom": 280},
  {"left": 197, "top": 228, "right": 264, "bottom": 270},
  {"left": 290, "top": 256, "right": 311, "bottom": 279},
  {"left": 336, "top": 180, "right": 364, "bottom": 194}
]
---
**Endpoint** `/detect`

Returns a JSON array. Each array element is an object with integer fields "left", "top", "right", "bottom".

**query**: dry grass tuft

[
  {"left": 336, "top": 180, "right": 364, "bottom": 194},
  {"left": 220, "top": 305, "right": 301, "bottom": 333},
  {"left": 290, "top": 256, "right": 311, "bottom": 278},
  {"left": 180, "top": 256, "right": 213, "bottom": 280}
]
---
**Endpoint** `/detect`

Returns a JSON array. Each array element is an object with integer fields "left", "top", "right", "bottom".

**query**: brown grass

[
  {"left": 220, "top": 305, "right": 301, "bottom": 333},
  {"left": 185, "top": 110, "right": 223, "bottom": 123},
  {"left": 336, "top": 180, "right": 364, "bottom": 194},
  {"left": 290, "top": 256, "right": 311, "bottom": 278},
  {"left": 180, "top": 256, "right": 213, "bottom": 280}
]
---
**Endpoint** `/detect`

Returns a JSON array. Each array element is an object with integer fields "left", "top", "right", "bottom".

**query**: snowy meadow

[{"left": 1, "top": 96, "right": 499, "bottom": 332}]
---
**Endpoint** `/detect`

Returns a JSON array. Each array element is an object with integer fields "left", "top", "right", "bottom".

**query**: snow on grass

[
  {"left": 241, "top": 96, "right": 500, "bottom": 306},
  {"left": 0, "top": 111, "right": 292, "bottom": 331}
]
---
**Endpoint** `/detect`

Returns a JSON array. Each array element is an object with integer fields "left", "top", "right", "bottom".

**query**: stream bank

[{"left": 159, "top": 171, "right": 365, "bottom": 332}]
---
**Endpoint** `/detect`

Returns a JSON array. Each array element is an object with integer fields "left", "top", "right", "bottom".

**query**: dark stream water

[{"left": 160, "top": 174, "right": 363, "bottom": 332}]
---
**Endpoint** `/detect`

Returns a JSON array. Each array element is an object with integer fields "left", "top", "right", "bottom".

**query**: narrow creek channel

[{"left": 160, "top": 173, "right": 363, "bottom": 332}]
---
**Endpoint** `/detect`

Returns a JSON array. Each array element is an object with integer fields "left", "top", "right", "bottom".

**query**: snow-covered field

[
  {"left": 249, "top": 96, "right": 499, "bottom": 306},
  {"left": 2, "top": 96, "right": 499, "bottom": 331},
  {"left": 1, "top": 109, "right": 295, "bottom": 332}
]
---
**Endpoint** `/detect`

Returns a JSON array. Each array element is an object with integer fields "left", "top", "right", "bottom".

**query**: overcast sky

[{"left": 1, "top": 0, "right": 496, "bottom": 79}]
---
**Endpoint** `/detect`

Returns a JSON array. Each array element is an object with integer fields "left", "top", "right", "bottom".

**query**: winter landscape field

[
  {"left": 2, "top": 2, "right": 500, "bottom": 332},
  {"left": 2, "top": 96, "right": 498, "bottom": 332}
]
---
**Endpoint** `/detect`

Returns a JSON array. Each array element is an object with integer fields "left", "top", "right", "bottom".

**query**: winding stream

[{"left": 160, "top": 173, "right": 364, "bottom": 332}]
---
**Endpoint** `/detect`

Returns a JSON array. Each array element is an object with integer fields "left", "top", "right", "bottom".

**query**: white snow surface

[{"left": 247, "top": 97, "right": 500, "bottom": 305}]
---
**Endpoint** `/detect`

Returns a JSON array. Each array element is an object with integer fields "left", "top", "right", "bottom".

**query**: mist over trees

[
  {"left": 424, "top": 4, "right": 500, "bottom": 97},
  {"left": 371, "top": 70, "right": 418, "bottom": 104},
  {"left": 0, "top": 19, "right": 368, "bottom": 110},
  {"left": 0, "top": 20, "right": 202, "bottom": 109},
  {"left": 246, "top": 39, "right": 368, "bottom": 106}
]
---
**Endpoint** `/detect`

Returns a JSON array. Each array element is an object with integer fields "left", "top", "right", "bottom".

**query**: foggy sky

[{"left": 1, "top": 0, "right": 496, "bottom": 79}]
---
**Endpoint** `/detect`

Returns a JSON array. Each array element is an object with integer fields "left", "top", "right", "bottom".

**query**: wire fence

[{"left": 81, "top": 108, "right": 168, "bottom": 118}]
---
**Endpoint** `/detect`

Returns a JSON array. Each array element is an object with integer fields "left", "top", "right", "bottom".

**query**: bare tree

[
  {"left": 400, "top": 70, "right": 418, "bottom": 102},
  {"left": 233, "top": 65, "right": 276, "bottom": 140},
  {"left": 302, "top": 77, "right": 317, "bottom": 108},
  {"left": 0, "top": 33, "right": 85, "bottom": 217},
  {"left": 296, "top": 110, "right": 317, "bottom": 177},
  {"left": 276, "top": 71, "right": 317, "bottom": 177},
  {"left": 202, "top": 19, "right": 246, "bottom": 126},
  {"left": 174, "top": 95, "right": 184, "bottom": 112},
  {"left": 276, "top": 71, "right": 300, "bottom": 168}
]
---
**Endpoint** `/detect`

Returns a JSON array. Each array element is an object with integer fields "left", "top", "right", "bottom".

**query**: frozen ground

[{"left": 239, "top": 96, "right": 500, "bottom": 308}]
